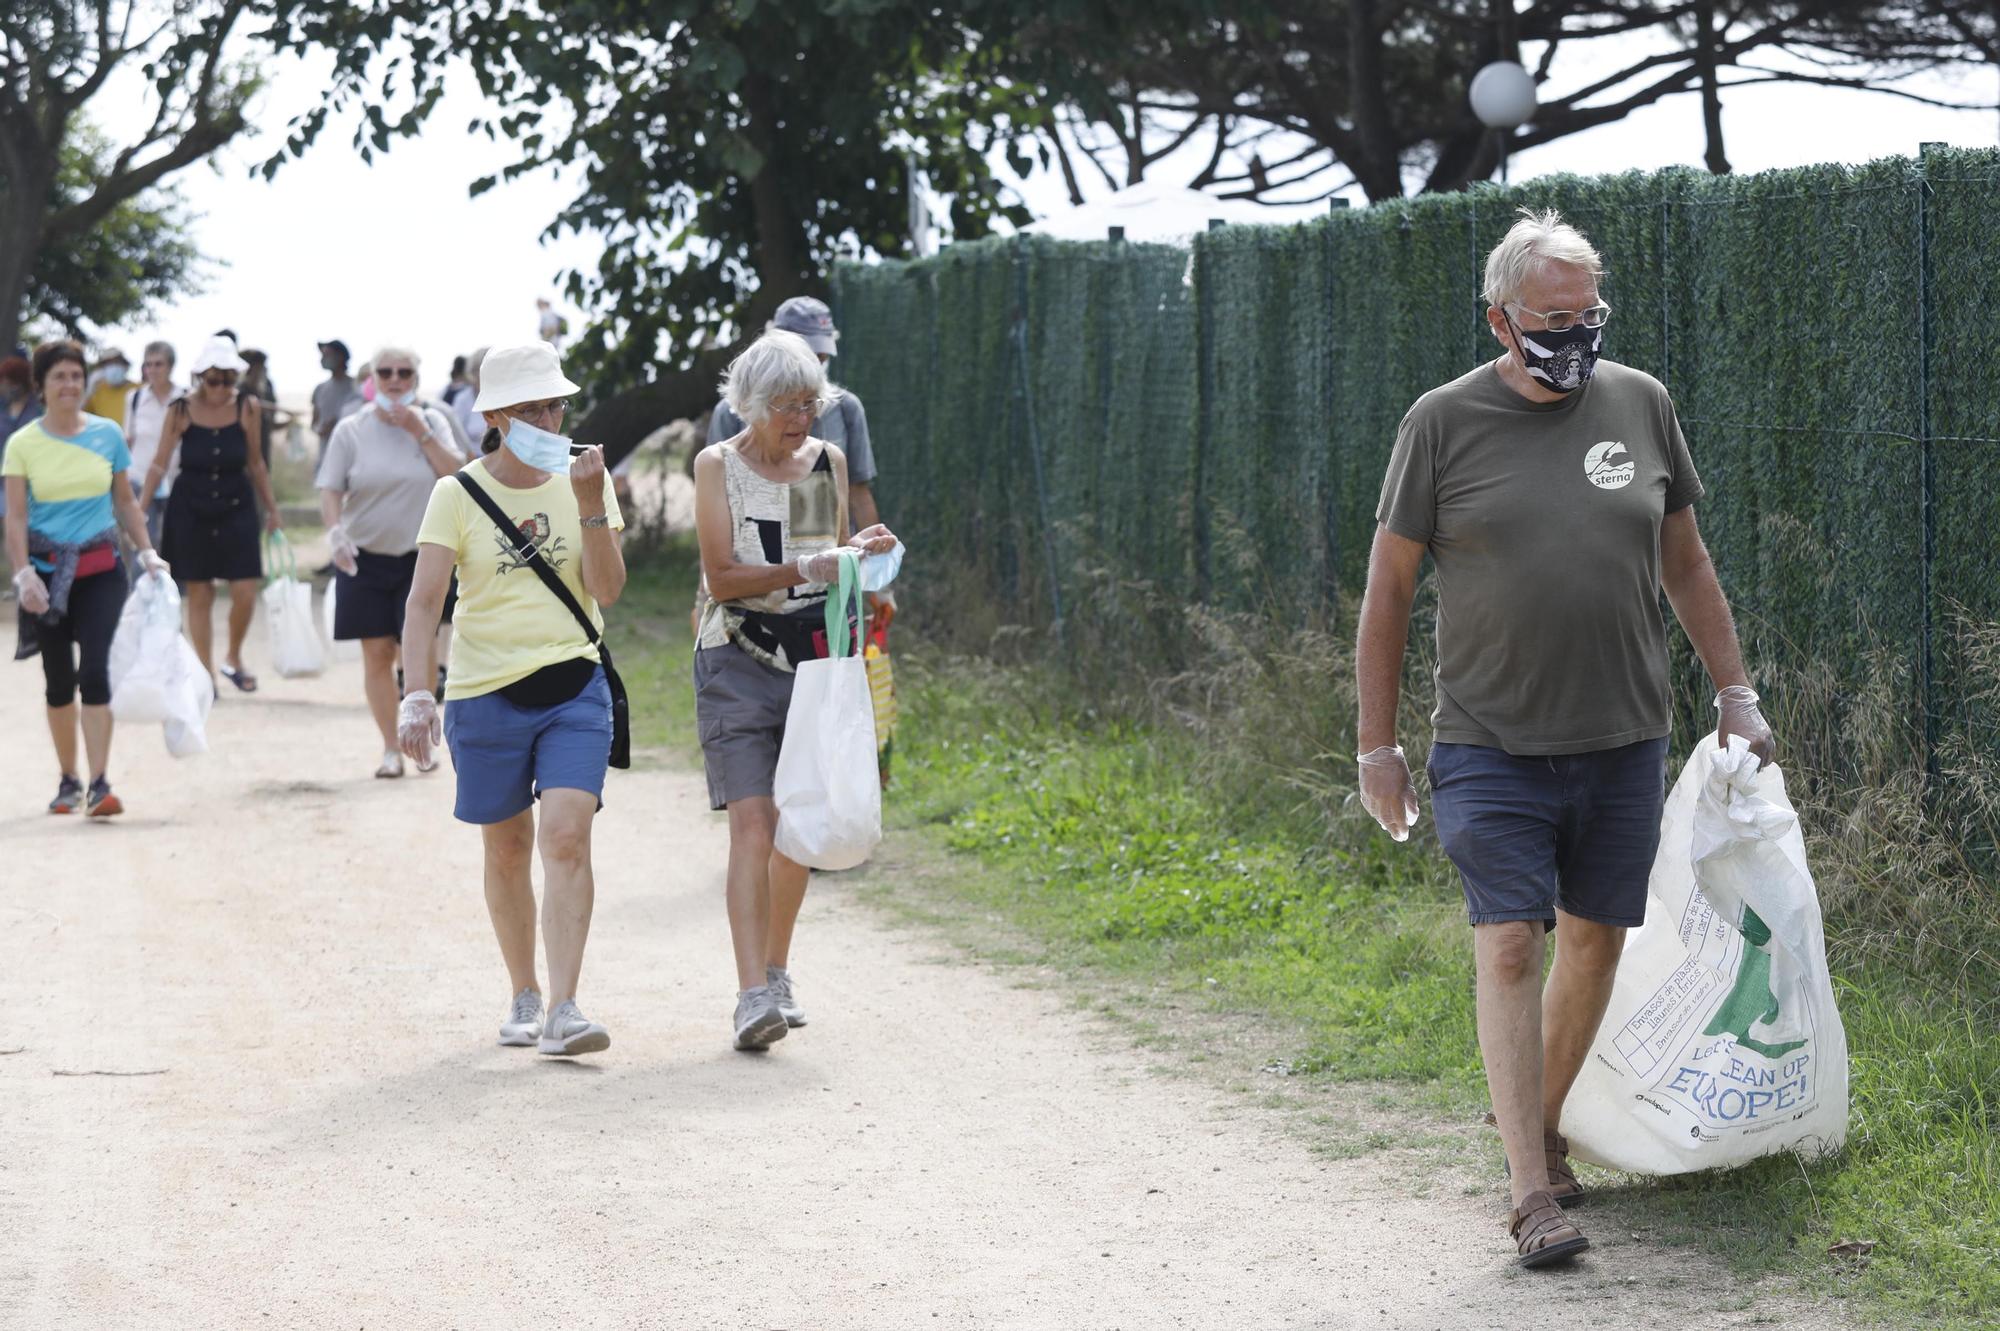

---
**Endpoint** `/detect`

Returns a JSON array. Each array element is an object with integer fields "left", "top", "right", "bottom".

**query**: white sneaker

[
  {"left": 538, "top": 999, "right": 610, "bottom": 1056},
  {"left": 499, "top": 988, "right": 543, "bottom": 1046},
  {"left": 766, "top": 965, "right": 807, "bottom": 1027},
  {"left": 733, "top": 987, "right": 789, "bottom": 1051}
]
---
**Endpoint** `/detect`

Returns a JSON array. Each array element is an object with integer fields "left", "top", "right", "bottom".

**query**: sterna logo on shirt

[{"left": 1584, "top": 441, "right": 1636, "bottom": 491}]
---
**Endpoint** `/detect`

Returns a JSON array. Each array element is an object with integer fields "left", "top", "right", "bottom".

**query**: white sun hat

[
  {"left": 188, "top": 336, "right": 248, "bottom": 375},
  {"left": 472, "top": 341, "right": 582, "bottom": 411}
]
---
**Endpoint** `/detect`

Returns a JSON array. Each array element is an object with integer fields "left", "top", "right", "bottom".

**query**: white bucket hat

[
  {"left": 473, "top": 341, "right": 581, "bottom": 411},
  {"left": 189, "top": 336, "right": 248, "bottom": 375}
]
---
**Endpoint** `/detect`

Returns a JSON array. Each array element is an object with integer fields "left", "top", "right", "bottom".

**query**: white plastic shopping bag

[
  {"left": 321, "top": 578, "right": 359, "bottom": 664},
  {"left": 261, "top": 532, "right": 324, "bottom": 678},
  {"left": 1562, "top": 734, "right": 1849, "bottom": 1175},
  {"left": 107, "top": 571, "right": 211, "bottom": 756},
  {"left": 773, "top": 553, "right": 882, "bottom": 871},
  {"left": 109, "top": 571, "right": 186, "bottom": 724}
]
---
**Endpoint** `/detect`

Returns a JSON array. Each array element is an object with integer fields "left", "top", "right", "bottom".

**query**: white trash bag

[
  {"left": 1563, "top": 734, "right": 1849, "bottom": 1175},
  {"left": 261, "top": 531, "right": 325, "bottom": 678},
  {"left": 321, "top": 578, "right": 360, "bottom": 663},
  {"left": 773, "top": 553, "right": 881, "bottom": 871},
  {"left": 107, "top": 572, "right": 212, "bottom": 757},
  {"left": 109, "top": 571, "right": 187, "bottom": 724}
]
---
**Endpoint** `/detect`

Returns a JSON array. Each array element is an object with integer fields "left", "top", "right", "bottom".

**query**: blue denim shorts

[
  {"left": 442, "top": 667, "right": 612, "bottom": 824},
  {"left": 1427, "top": 737, "right": 1670, "bottom": 929}
]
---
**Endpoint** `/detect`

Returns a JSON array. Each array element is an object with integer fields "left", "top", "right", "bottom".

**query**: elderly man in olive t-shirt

[{"left": 1355, "top": 209, "right": 1777, "bottom": 1271}]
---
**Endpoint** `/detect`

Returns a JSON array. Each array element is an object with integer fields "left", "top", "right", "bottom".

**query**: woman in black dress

[{"left": 142, "top": 337, "right": 282, "bottom": 691}]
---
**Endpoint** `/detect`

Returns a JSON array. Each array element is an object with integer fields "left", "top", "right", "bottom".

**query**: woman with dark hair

[
  {"left": 142, "top": 336, "right": 281, "bottom": 692},
  {"left": 0, "top": 355, "right": 41, "bottom": 462},
  {"left": 4, "top": 339, "right": 169, "bottom": 815}
]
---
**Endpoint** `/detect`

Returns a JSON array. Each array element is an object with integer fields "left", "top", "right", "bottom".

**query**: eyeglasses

[
  {"left": 201, "top": 373, "right": 238, "bottom": 386},
  {"left": 771, "top": 399, "right": 821, "bottom": 419},
  {"left": 1505, "top": 301, "right": 1612, "bottom": 332},
  {"left": 506, "top": 399, "right": 568, "bottom": 424},
  {"left": 377, "top": 366, "right": 415, "bottom": 381}
]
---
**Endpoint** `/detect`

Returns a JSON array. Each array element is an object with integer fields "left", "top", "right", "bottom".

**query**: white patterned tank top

[{"left": 696, "top": 440, "right": 841, "bottom": 655}]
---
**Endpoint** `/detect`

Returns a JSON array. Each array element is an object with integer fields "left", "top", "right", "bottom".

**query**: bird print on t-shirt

[{"left": 490, "top": 511, "right": 569, "bottom": 575}]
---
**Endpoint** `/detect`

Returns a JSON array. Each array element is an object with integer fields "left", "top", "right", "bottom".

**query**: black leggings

[{"left": 40, "top": 565, "right": 127, "bottom": 707}]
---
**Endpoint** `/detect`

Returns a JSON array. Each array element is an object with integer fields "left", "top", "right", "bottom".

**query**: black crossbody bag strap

[{"left": 454, "top": 471, "right": 630, "bottom": 769}]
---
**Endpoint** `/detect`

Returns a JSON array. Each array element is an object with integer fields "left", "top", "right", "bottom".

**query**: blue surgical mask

[
  {"left": 501, "top": 417, "right": 576, "bottom": 472},
  {"left": 858, "top": 540, "right": 904, "bottom": 591},
  {"left": 378, "top": 390, "right": 415, "bottom": 410}
]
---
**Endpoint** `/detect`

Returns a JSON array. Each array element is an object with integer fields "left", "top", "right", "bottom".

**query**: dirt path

[{"left": 0, "top": 598, "right": 1848, "bottom": 1330}]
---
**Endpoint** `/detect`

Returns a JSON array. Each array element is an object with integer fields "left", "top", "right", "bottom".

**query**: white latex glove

[
  {"left": 846, "top": 523, "right": 898, "bottom": 555},
  {"left": 12, "top": 566, "right": 49, "bottom": 615},
  {"left": 1714, "top": 685, "right": 1776, "bottom": 768},
  {"left": 137, "top": 549, "right": 171, "bottom": 579},
  {"left": 1357, "top": 745, "right": 1423, "bottom": 842},
  {"left": 328, "top": 524, "right": 360, "bottom": 576},
  {"left": 398, "top": 690, "right": 442, "bottom": 771},
  {"left": 795, "top": 549, "right": 853, "bottom": 584}
]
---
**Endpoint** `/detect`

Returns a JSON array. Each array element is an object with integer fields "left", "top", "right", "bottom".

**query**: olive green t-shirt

[{"left": 1376, "top": 358, "right": 1704, "bottom": 756}]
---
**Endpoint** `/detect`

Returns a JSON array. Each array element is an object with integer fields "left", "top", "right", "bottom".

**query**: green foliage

[
  {"left": 26, "top": 127, "right": 207, "bottom": 337},
  {"left": 443, "top": 1, "right": 1045, "bottom": 398}
]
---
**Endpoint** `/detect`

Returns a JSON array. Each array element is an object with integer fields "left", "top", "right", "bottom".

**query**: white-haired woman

[
  {"left": 318, "top": 345, "right": 465, "bottom": 777},
  {"left": 143, "top": 336, "right": 280, "bottom": 692},
  {"left": 397, "top": 342, "right": 625, "bottom": 1058},
  {"left": 693, "top": 330, "right": 898, "bottom": 1051}
]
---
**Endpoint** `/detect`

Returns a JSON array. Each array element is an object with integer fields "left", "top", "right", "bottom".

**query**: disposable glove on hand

[
  {"left": 328, "top": 525, "right": 360, "bottom": 576},
  {"left": 1714, "top": 685, "right": 1776, "bottom": 768},
  {"left": 1357, "top": 745, "right": 1422, "bottom": 842},
  {"left": 398, "top": 690, "right": 442, "bottom": 771},
  {"left": 795, "top": 549, "right": 852, "bottom": 584},
  {"left": 12, "top": 566, "right": 49, "bottom": 615},
  {"left": 137, "top": 550, "right": 171, "bottom": 579}
]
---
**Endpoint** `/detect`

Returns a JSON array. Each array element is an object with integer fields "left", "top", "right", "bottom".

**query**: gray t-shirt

[
  {"left": 312, "top": 377, "right": 365, "bottom": 442},
  {"left": 316, "top": 404, "right": 462, "bottom": 555},
  {"left": 707, "top": 390, "right": 876, "bottom": 484},
  {"left": 1376, "top": 358, "right": 1704, "bottom": 756}
]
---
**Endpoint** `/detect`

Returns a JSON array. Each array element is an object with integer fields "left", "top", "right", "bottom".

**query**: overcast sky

[{"left": 77, "top": 37, "right": 2000, "bottom": 408}]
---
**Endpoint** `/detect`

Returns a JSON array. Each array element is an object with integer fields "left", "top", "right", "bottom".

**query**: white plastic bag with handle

[
  {"left": 161, "top": 632, "right": 213, "bottom": 757},
  {"left": 1562, "top": 734, "right": 1848, "bottom": 1175},
  {"left": 773, "top": 552, "right": 882, "bottom": 871},
  {"left": 260, "top": 532, "right": 325, "bottom": 678},
  {"left": 109, "top": 572, "right": 186, "bottom": 724}
]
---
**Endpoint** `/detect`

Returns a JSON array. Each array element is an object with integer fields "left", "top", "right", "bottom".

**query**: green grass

[
  {"left": 613, "top": 559, "right": 1999, "bottom": 1326},
  {"left": 607, "top": 533, "right": 701, "bottom": 763}
]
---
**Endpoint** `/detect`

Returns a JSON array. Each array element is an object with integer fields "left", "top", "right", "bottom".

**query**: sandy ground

[{"left": 0, "top": 588, "right": 1851, "bottom": 1331}]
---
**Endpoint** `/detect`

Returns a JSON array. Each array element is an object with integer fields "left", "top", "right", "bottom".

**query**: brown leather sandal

[
  {"left": 1482, "top": 1112, "right": 1586, "bottom": 1204},
  {"left": 1509, "top": 1190, "right": 1589, "bottom": 1269}
]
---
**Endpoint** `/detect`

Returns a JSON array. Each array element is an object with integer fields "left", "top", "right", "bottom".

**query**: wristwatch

[{"left": 580, "top": 514, "right": 610, "bottom": 529}]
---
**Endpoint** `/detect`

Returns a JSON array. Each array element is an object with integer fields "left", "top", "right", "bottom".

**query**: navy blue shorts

[
  {"left": 1427, "top": 737, "right": 1670, "bottom": 929},
  {"left": 442, "top": 667, "right": 611, "bottom": 824}
]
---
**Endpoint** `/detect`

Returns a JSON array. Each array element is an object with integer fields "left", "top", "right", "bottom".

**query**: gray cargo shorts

[{"left": 693, "top": 643, "right": 797, "bottom": 811}]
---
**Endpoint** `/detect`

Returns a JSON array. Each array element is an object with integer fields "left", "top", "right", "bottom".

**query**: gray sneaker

[
  {"left": 538, "top": 999, "right": 610, "bottom": 1056},
  {"left": 733, "top": 986, "right": 789, "bottom": 1051},
  {"left": 766, "top": 965, "right": 807, "bottom": 1027},
  {"left": 499, "top": 988, "right": 543, "bottom": 1047}
]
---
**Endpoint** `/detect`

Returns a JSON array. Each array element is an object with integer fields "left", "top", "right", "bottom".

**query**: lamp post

[{"left": 1470, "top": 61, "right": 1537, "bottom": 184}]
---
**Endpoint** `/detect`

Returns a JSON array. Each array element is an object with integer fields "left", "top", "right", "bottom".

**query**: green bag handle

[
  {"left": 821, "top": 549, "right": 863, "bottom": 660},
  {"left": 263, "top": 529, "right": 298, "bottom": 585}
]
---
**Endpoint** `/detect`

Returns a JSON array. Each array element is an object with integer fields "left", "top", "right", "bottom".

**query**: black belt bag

[{"left": 453, "top": 472, "right": 630, "bottom": 769}]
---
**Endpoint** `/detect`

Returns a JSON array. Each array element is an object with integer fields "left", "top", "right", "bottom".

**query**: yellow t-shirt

[
  {"left": 83, "top": 381, "right": 130, "bottom": 427},
  {"left": 415, "top": 456, "right": 624, "bottom": 701}
]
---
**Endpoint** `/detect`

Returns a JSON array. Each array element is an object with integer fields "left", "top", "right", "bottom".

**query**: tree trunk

[
  {"left": 0, "top": 142, "right": 57, "bottom": 357},
  {"left": 1696, "top": 0, "right": 1732, "bottom": 174},
  {"left": 1346, "top": 0, "right": 1403, "bottom": 200}
]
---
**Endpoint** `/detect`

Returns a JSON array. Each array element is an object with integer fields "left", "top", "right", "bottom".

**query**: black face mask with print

[{"left": 1507, "top": 316, "right": 1602, "bottom": 394}]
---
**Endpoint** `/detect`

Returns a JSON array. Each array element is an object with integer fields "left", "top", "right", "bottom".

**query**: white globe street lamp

[{"left": 1470, "top": 60, "right": 1537, "bottom": 183}]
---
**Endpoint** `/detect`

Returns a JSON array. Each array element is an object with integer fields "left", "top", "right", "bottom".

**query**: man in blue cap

[{"left": 707, "top": 297, "right": 881, "bottom": 536}]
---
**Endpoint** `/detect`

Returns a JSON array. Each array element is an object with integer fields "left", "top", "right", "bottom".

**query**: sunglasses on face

[
  {"left": 377, "top": 367, "right": 415, "bottom": 381},
  {"left": 202, "top": 373, "right": 238, "bottom": 386}
]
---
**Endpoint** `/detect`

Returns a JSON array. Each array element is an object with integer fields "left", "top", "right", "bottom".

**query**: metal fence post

[
  {"left": 1010, "top": 236, "right": 1066, "bottom": 643},
  {"left": 1192, "top": 229, "right": 1217, "bottom": 599},
  {"left": 1917, "top": 142, "right": 1940, "bottom": 786}
]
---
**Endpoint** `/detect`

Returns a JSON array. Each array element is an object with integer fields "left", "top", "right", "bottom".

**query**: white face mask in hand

[{"left": 377, "top": 390, "right": 415, "bottom": 411}]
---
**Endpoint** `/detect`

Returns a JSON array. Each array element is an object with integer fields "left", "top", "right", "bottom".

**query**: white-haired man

[{"left": 1355, "top": 208, "right": 1776, "bottom": 1268}]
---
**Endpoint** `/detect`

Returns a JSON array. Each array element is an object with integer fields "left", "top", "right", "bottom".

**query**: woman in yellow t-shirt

[{"left": 399, "top": 342, "right": 625, "bottom": 1059}]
